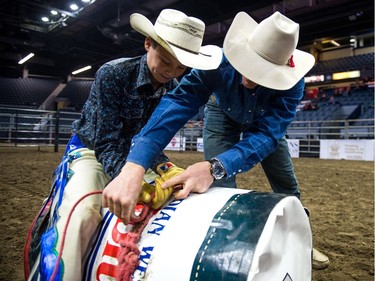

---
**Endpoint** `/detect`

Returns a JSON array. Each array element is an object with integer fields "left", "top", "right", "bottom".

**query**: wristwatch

[{"left": 208, "top": 158, "right": 226, "bottom": 180}]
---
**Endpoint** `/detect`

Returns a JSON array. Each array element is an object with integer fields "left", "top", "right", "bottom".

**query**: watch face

[{"left": 211, "top": 160, "right": 225, "bottom": 180}]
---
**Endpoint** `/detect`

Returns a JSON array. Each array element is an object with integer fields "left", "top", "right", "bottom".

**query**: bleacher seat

[
  {"left": 0, "top": 77, "right": 61, "bottom": 108},
  {"left": 57, "top": 80, "right": 93, "bottom": 111},
  {"left": 307, "top": 53, "right": 374, "bottom": 76}
]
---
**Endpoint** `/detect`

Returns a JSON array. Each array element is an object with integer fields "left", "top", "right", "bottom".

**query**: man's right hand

[
  {"left": 139, "top": 177, "right": 175, "bottom": 210},
  {"left": 161, "top": 161, "right": 214, "bottom": 199},
  {"left": 102, "top": 162, "right": 145, "bottom": 225}
]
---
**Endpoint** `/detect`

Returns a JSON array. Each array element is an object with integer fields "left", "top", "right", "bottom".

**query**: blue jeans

[{"left": 203, "top": 98, "right": 300, "bottom": 199}]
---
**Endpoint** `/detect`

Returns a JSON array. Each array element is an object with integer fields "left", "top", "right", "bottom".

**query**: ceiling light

[
  {"left": 330, "top": 40, "right": 340, "bottom": 47},
  {"left": 82, "top": 0, "right": 90, "bottom": 2},
  {"left": 333, "top": 70, "right": 360, "bottom": 80},
  {"left": 41, "top": 17, "right": 49, "bottom": 22},
  {"left": 18, "top": 53, "right": 35, "bottom": 64},
  {"left": 321, "top": 39, "right": 341, "bottom": 47},
  {"left": 51, "top": 10, "right": 58, "bottom": 15},
  {"left": 70, "top": 4, "right": 79, "bottom": 11},
  {"left": 72, "top": 65, "right": 91, "bottom": 75}
]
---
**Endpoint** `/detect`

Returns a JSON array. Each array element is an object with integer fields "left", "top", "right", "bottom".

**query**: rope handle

[{"left": 130, "top": 190, "right": 155, "bottom": 223}]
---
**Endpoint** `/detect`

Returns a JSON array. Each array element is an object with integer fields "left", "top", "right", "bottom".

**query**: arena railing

[
  {"left": 0, "top": 107, "right": 80, "bottom": 151},
  {"left": 0, "top": 107, "right": 373, "bottom": 157}
]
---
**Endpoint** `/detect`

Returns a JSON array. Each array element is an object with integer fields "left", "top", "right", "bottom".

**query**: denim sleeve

[
  {"left": 127, "top": 69, "right": 213, "bottom": 170},
  {"left": 216, "top": 78, "right": 305, "bottom": 177}
]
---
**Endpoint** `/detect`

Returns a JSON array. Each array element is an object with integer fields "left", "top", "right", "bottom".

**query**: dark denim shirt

[
  {"left": 127, "top": 54, "right": 304, "bottom": 177},
  {"left": 72, "top": 55, "right": 178, "bottom": 178}
]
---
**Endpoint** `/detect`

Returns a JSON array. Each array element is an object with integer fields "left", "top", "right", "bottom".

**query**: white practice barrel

[{"left": 83, "top": 187, "right": 312, "bottom": 281}]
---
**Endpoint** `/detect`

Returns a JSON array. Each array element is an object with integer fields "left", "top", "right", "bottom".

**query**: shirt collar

[{"left": 136, "top": 54, "right": 152, "bottom": 89}]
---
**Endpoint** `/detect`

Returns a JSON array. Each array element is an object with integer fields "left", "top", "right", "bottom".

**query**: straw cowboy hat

[
  {"left": 224, "top": 11, "right": 315, "bottom": 90},
  {"left": 130, "top": 9, "right": 222, "bottom": 70}
]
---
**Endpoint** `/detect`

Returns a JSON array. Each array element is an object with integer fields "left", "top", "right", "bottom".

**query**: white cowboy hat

[
  {"left": 130, "top": 9, "right": 222, "bottom": 70},
  {"left": 223, "top": 11, "right": 315, "bottom": 90}
]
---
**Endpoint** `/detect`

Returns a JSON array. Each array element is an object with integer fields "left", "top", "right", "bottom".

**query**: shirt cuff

[
  {"left": 216, "top": 149, "right": 258, "bottom": 179},
  {"left": 126, "top": 137, "right": 161, "bottom": 170}
]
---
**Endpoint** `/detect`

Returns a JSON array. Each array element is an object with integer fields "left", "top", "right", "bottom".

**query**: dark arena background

[{"left": 0, "top": 0, "right": 374, "bottom": 280}]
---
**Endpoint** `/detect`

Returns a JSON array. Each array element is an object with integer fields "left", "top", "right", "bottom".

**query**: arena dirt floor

[{"left": 0, "top": 146, "right": 373, "bottom": 281}]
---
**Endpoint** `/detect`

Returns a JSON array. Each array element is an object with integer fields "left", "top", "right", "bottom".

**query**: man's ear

[{"left": 144, "top": 37, "right": 152, "bottom": 52}]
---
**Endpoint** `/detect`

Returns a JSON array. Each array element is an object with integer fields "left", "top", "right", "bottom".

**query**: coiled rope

[{"left": 48, "top": 190, "right": 154, "bottom": 281}]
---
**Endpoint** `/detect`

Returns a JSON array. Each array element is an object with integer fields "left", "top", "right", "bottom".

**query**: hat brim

[
  {"left": 130, "top": 13, "right": 222, "bottom": 70},
  {"left": 223, "top": 12, "right": 315, "bottom": 90}
]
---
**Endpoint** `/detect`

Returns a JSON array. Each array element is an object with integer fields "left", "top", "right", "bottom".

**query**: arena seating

[
  {"left": 288, "top": 87, "right": 374, "bottom": 139},
  {"left": 307, "top": 53, "right": 374, "bottom": 76},
  {"left": 0, "top": 77, "right": 61, "bottom": 108},
  {"left": 296, "top": 87, "right": 372, "bottom": 115},
  {"left": 56, "top": 80, "right": 93, "bottom": 111}
]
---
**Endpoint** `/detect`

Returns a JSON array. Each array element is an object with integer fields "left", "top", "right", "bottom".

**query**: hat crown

[
  {"left": 249, "top": 12, "right": 299, "bottom": 66},
  {"left": 154, "top": 9, "right": 205, "bottom": 54},
  {"left": 130, "top": 9, "right": 222, "bottom": 70},
  {"left": 223, "top": 11, "right": 315, "bottom": 90}
]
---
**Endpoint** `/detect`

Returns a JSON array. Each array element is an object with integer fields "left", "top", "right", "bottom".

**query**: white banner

[
  {"left": 165, "top": 136, "right": 186, "bottom": 151},
  {"left": 197, "top": 138, "right": 300, "bottom": 158},
  {"left": 197, "top": 137, "right": 204, "bottom": 152},
  {"left": 320, "top": 139, "right": 374, "bottom": 161},
  {"left": 286, "top": 139, "right": 300, "bottom": 158}
]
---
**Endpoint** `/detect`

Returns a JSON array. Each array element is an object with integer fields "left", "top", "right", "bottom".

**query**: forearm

[
  {"left": 127, "top": 97, "right": 202, "bottom": 170},
  {"left": 127, "top": 69, "right": 212, "bottom": 169},
  {"left": 216, "top": 132, "right": 278, "bottom": 178}
]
